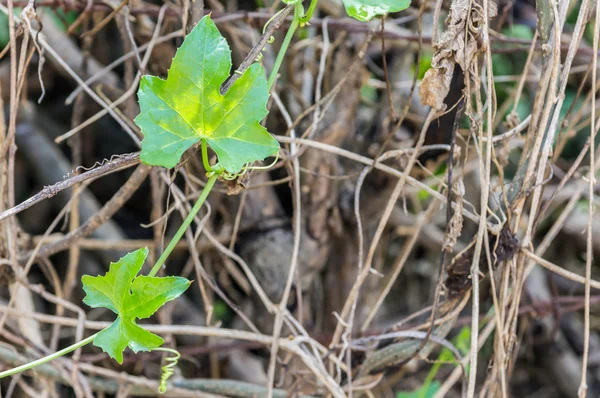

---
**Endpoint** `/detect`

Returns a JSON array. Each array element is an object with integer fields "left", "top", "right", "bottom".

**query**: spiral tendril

[
  {"left": 216, "top": 152, "right": 280, "bottom": 181},
  {"left": 62, "top": 153, "right": 135, "bottom": 179},
  {"left": 257, "top": 7, "right": 287, "bottom": 62},
  {"left": 152, "top": 347, "right": 181, "bottom": 394}
]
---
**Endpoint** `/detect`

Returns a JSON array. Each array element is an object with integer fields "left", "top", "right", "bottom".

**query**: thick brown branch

[{"left": 0, "top": 153, "right": 140, "bottom": 222}]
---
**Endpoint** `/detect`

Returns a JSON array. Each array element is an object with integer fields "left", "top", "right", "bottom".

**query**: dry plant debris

[{"left": 0, "top": 0, "right": 599, "bottom": 397}]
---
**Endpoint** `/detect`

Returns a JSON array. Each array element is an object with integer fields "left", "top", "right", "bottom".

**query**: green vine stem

[
  {"left": 149, "top": 173, "right": 218, "bottom": 277},
  {"left": 267, "top": 0, "right": 318, "bottom": 90},
  {"left": 299, "top": 0, "right": 319, "bottom": 23},
  {"left": 0, "top": 333, "right": 97, "bottom": 378},
  {"left": 267, "top": 3, "right": 302, "bottom": 90},
  {"left": 201, "top": 139, "right": 213, "bottom": 172}
]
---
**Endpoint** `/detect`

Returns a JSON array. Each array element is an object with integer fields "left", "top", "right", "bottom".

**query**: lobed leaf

[
  {"left": 135, "top": 15, "right": 279, "bottom": 174},
  {"left": 82, "top": 248, "right": 191, "bottom": 363}
]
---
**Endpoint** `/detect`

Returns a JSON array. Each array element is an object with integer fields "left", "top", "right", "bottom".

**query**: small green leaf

[
  {"left": 342, "top": 0, "right": 411, "bottom": 22},
  {"left": 82, "top": 248, "right": 191, "bottom": 363},
  {"left": 135, "top": 15, "right": 279, "bottom": 174}
]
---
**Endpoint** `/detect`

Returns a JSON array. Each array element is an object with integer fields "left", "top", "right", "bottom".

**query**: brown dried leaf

[
  {"left": 420, "top": 0, "right": 496, "bottom": 109},
  {"left": 220, "top": 173, "right": 249, "bottom": 196},
  {"left": 420, "top": 66, "right": 453, "bottom": 109}
]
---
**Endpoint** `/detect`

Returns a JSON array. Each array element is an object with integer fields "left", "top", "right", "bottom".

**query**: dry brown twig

[
  {"left": 580, "top": 2, "right": 600, "bottom": 397},
  {"left": 0, "top": 153, "right": 140, "bottom": 222},
  {"left": 265, "top": 92, "right": 307, "bottom": 397}
]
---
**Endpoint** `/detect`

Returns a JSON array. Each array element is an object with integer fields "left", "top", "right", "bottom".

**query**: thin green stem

[
  {"left": 298, "top": 0, "right": 319, "bottom": 23},
  {"left": 0, "top": 333, "right": 97, "bottom": 378},
  {"left": 149, "top": 174, "right": 218, "bottom": 277},
  {"left": 419, "top": 360, "right": 441, "bottom": 398},
  {"left": 201, "top": 139, "right": 212, "bottom": 172},
  {"left": 266, "top": 4, "right": 301, "bottom": 91}
]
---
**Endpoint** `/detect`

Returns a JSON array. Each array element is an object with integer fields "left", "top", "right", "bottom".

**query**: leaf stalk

[
  {"left": 201, "top": 139, "right": 213, "bottom": 172},
  {"left": 299, "top": 0, "right": 319, "bottom": 23},
  {"left": 266, "top": 3, "right": 302, "bottom": 91},
  {"left": 148, "top": 173, "right": 218, "bottom": 277}
]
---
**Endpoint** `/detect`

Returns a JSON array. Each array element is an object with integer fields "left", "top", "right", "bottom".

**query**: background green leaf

[
  {"left": 82, "top": 248, "right": 191, "bottom": 363},
  {"left": 342, "top": 0, "right": 411, "bottom": 22},
  {"left": 135, "top": 15, "right": 279, "bottom": 173},
  {"left": 0, "top": 12, "right": 8, "bottom": 50}
]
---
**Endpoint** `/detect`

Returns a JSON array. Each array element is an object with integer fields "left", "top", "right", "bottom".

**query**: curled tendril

[
  {"left": 263, "top": 8, "right": 284, "bottom": 36},
  {"left": 245, "top": 152, "right": 280, "bottom": 171},
  {"left": 152, "top": 347, "right": 181, "bottom": 394},
  {"left": 221, "top": 168, "right": 248, "bottom": 181},
  {"left": 258, "top": 6, "right": 286, "bottom": 63},
  {"left": 256, "top": 36, "right": 275, "bottom": 63},
  {"left": 216, "top": 152, "right": 280, "bottom": 181}
]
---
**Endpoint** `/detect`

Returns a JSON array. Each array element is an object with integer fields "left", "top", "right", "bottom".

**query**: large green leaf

[
  {"left": 135, "top": 15, "right": 279, "bottom": 174},
  {"left": 342, "top": 0, "right": 411, "bottom": 22},
  {"left": 82, "top": 248, "right": 191, "bottom": 363}
]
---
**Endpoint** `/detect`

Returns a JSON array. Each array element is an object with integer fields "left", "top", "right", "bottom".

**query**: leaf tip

[
  {"left": 120, "top": 247, "right": 149, "bottom": 265},
  {"left": 92, "top": 334, "right": 124, "bottom": 364},
  {"left": 192, "top": 12, "right": 219, "bottom": 34}
]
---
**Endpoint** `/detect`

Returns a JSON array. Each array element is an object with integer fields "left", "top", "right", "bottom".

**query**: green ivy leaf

[
  {"left": 342, "top": 0, "right": 411, "bottom": 22},
  {"left": 82, "top": 248, "right": 191, "bottom": 363},
  {"left": 135, "top": 15, "right": 279, "bottom": 174}
]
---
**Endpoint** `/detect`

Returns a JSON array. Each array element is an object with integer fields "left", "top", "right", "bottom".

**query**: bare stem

[
  {"left": 0, "top": 333, "right": 97, "bottom": 378},
  {"left": 149, "top": 174, "right": 218, "bottom": 277}
]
